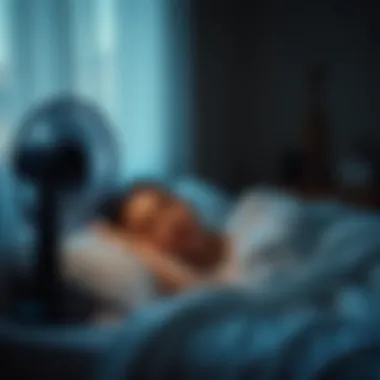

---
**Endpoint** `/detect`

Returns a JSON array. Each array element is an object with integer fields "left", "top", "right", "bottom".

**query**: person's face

[
  {"left": 122, "top": 189, "right": 169, "bottom": 237},
  {"left": 150, "top": 200, "right": 205, "bottom": 258}
]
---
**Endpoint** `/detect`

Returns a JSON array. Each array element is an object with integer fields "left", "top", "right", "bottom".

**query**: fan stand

[
  {"left": 10, "top": 183, "right": 66, "bottom": 325},
  {"left": 12, "top": 141, "right": 86, "bottom": 325},
  {"left": 34, "top": 183, "right": 63, "bottom": 323}
]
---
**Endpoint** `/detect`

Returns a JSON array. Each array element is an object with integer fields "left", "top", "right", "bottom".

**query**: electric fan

[{"left": 10, "top": 95, "right": 119, "bottom": 324}]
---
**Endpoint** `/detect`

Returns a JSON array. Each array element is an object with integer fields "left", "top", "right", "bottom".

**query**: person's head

[
  {"left": 101, "top": 182, "right": 210, "bottom": 263},
  {"left": 120, "top": 182, "right": 172, "bottom": 237},
  {"left": 149, "top": 198, "right": 206, "bottom": 259},
  {"left": 121, "top": 183, "right": 208, "bottom": 256}
]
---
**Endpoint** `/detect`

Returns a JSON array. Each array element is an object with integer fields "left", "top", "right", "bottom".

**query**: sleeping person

[
  {"left": 115, "top": 184, "right": 319, "bottom": 296},
  {"left": 105, "top": 183, "right": 237, "bottom": 295},
  {"left": 62, "top": 182, "right": 237, "bottom": 324}
]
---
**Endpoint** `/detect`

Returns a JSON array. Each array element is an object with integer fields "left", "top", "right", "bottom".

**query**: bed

[{"left": 1, "top": 177, "right": 380, "bottom": 379}]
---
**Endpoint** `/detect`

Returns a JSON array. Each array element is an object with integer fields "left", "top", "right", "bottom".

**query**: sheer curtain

[{"left": 0, "top": 0, "right": 193, "bottom": 248}]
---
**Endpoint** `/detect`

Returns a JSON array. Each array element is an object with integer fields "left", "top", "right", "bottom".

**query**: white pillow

[
  {"left": 62, "top": 229, "right": 155, "bottom": 322},
  {"left": 225, "top": 187, "right": 303, "bottom": 262}
]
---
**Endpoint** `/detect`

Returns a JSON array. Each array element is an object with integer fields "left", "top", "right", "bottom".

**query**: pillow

[
  {"left": 62, "top": 229, "right": 155, "bottom": 324},
  {"left": 225, "top": 187, "right": 303, "bottom": 262}
]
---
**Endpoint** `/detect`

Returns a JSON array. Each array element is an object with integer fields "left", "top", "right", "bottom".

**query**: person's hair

[{"left": 96, "top": 181, "right": 171, "bottom": 228}]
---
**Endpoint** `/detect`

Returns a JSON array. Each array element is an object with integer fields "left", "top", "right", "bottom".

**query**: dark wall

[
  {"left": 191, "top": 0, "right": 380, "bottom": 193},
  {"left": 191, "top": 0, "right": 257, "bottom": 193}
]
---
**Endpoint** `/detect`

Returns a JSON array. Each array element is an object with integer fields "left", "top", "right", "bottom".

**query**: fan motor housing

[{"left": 15, "top": 140, "right": 88, "bottom": 189}]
